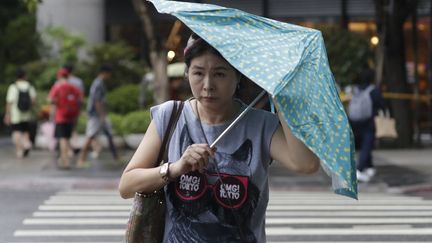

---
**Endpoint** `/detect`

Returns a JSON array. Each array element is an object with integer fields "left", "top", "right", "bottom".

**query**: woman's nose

[{"left": 203, "top": 75, "right": 214, "bottom": 91}]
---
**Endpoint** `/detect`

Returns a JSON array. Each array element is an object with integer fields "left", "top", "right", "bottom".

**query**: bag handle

[{"left": 156, "top": 101, "right": 184, "bottom": 166}]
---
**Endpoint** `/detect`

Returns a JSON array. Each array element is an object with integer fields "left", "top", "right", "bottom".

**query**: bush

[
  {"left": 107, "top": 84, "right": 140, "bottom": 115},
  {"left": 81, "top": 42, "right": 148, "bottom": 91},
  {"left": 121, "top": 110, "right": 151, "bottom": 134},
  {"left": 109, "top": 113, "right": 124, "bottom": 135},
  {"left": 0, "top": 84, "right": 8, "bottom": 116},
  {"left": 75, "top": 113, "right": 87, "bottom": 134}
]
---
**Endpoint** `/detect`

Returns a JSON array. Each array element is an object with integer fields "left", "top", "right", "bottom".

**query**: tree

[
  {"left": 132, "top": 0, "right": 169, "bottom": 104},
  {"left": 0, "top": 0, "right": 40, "bottom": 83},
  {"left": 374, "top": 0, "right": 418, "bottom": 147}
]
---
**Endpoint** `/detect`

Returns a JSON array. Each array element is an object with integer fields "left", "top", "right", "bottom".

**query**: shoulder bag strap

[{"left": 156, "top": 101, "right": 184, "bottom": 166}]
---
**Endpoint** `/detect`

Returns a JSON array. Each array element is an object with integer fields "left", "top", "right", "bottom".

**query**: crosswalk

[{"left": 8, "top": 190, "right": 432, "bottom": 242}]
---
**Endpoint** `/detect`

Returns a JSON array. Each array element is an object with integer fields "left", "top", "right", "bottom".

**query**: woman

[{"left": 119, "top": 33, "right": 319, "bottom": 242}]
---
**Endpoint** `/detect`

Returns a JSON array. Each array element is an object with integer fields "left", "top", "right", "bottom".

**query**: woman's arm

[
  {"left": 119, "top": 120, "right": 215, "bottom": 199},
  {"left": 270, "top": 103, "right": 320, "bottom": 174},
  {"left": 118, "top": 121, "right": 167, "bottom": 198}
]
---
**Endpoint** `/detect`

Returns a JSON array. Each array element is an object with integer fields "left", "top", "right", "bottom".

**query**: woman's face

[{"left": 187, "top": 52, "right": 238, "bottom": 109}]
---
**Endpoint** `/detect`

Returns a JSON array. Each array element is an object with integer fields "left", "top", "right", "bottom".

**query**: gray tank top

[{"left": 151, "top": 99, "right": 279, "bottom": 243}]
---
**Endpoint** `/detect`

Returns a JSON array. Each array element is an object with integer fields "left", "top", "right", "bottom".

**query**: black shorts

[
  {"left": 54, "top": 123, "right": 74, "bottom": 139},
  {"left": 11, "top": 122, "right": 30, "bottom": 132}
]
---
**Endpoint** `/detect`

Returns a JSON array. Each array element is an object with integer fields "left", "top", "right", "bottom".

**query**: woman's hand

[{"left": 170, "top": 144, "right": 216, "bottom": 179}]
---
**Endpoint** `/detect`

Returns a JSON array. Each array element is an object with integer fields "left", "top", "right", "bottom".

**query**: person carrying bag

[{"left": 124, "top": 101, "right": 183, "bottom": 243}]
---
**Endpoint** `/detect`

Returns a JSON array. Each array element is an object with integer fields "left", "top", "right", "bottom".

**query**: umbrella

[{"left": 148, "top": 0, "right": 357, "bottom": 199}]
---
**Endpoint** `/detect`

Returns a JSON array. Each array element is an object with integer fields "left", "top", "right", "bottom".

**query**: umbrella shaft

[{"left": 210, "top": 90, "right": 267, "bottom": 148}]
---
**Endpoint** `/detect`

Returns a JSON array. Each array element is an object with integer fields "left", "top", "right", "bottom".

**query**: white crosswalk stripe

[{"left": 9, "top": 190, "right": 432, "bottom": 242}]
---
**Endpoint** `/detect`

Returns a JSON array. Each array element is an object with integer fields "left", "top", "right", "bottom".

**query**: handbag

[
  {"left": 374, "top": 109, "right": 398, "bottom": 139},
  {"left": 124, "top": 101, "right": 184, "bottom": 243}
]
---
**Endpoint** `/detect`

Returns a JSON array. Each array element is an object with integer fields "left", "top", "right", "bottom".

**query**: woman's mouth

[{"left": 201, "top": 97, "right": 216, "bottom": 102}]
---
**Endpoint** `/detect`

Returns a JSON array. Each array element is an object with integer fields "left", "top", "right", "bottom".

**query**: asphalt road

[{"left": 1, "top": 139, "right": 432, "bottom": 242}]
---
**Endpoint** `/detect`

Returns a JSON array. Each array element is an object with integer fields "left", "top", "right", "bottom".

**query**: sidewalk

[
  {"left": 269, "top": 148, "right": 432, "bottom": 195},
  {"left": 1, "top": 136, "right": 431, "bottom": 195}
]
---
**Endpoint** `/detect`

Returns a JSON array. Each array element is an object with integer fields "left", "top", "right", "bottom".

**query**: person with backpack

[
  {"left": 347, "top": 67, "right": 385, "bottom": 182},
  {"left": 48, "top": 68, "right": 83, "bottom": 169},
  {"left": 3, "top": 68, "right": 37, "bottom": 159}
]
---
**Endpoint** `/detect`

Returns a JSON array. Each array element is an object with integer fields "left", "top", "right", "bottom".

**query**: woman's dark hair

[
  {"left": 184, "top": 33, "right": 242, "bottom": 84},
  {"left": 184, "top": 33, "right": 225, "bottom": 67}
]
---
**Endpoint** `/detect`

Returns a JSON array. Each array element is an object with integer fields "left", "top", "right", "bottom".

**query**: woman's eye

[
  {"left": 192, "top": 71, "right": 203, "bottom": 76},
  {"left": 214, "top": 72, "right": 226, "bottom": 78}
]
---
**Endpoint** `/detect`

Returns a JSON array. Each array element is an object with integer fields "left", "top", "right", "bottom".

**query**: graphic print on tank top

[{"left": 166, "top": 125, "right": 260, "bottom": 243}]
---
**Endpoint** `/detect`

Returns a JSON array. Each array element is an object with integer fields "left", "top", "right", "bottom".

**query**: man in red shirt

[{"left": 48, "top": 68, "right": 83, "bottom": 169}]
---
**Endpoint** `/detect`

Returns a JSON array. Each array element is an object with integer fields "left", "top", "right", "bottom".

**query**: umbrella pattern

[{"left": 149, "top": 0, "right": 357, "bottom": 199}]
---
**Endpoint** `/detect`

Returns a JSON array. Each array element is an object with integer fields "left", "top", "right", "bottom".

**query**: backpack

[
  {"left": 15, "top": 85, "right": 31, "bottom": 112},
  {"left": 348, "top": 85, "right": 375, "bottom": 121},
  {"left": 57, "top": 84, "right": 80, "bottom": 120}
]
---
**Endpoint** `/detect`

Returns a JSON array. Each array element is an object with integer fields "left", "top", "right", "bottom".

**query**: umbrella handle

[{"left": 210, "top": 90, "right": 268, "bottom": 148}]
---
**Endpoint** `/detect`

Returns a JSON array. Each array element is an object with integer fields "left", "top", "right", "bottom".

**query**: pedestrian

[
  {"left": 347, "top": 67, "right": 385, "bottom": 182},
  {"left": 77, "top": 65, "right": 119, "bottom": 168},
  {"left": 3, "top": 68, "right": 37, "bottom": 159},
  {"left": 63, "top": 63, "right": 102, "bottom": 157},
  {"left": 118, "top": 33, "right": 319, "bottom": 242},
  {"left": 48, "top": 68, "right": 82, "bottom": 169},
  {"left": 63, "top": 63, "right": 84, "bottom": 95}
]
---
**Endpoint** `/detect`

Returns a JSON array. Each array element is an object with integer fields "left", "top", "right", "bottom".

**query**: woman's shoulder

[
  {"left": 150, "top": 100, "right": 182, "bottom": 120},
  {"left": 151, "top": 100, "right": 179, "bottom": 112}
]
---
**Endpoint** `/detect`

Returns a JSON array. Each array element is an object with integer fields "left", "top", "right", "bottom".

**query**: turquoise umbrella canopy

[{"left": 149, "top": 0, "right": 357, "bottom": 199}]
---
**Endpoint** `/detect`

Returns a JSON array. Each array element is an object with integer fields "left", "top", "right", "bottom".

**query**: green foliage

[
  {"left": 318, "top": 26, "right": 373, "bottom": 86},
  {"left": 81, "top": 42, "right": 148, "bottom": 90},
  {"left": 22, "top": 60, "right": 57, "bottom": 90},
  {"left": 107, "top": 84, "right": 140, "bottom": 115},
  {"left": 0, "top": 0, "right": 39, "bottom": 83},
  {"left": 44, "top": 26, "right": 86, "bottom": 64},
  {"left": 22, "top": 0, "right": 41, "bottom": 13},
  {"left": 109, "top": 113, "right": 124, "bottom": 135},
  {"left": 0, "top": 84, "right": 8, "bottom": 116},
  {"left": 75, "top": 113, "right": 87, "bottom": 134},
  {"left": 121, "top": 110, "right": 151, "bottom": 134}
]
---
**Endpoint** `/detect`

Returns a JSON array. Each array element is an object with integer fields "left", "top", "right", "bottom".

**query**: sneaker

[
  {"left": 365, "top": 168, "right": 376, "bottom": 178},
  {"left": 356, "top": 170, "right": 371, "bottom": 183}
]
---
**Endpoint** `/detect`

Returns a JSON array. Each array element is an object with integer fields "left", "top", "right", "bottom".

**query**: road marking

[
  {"left": 268, "top": 199, "right": 427, "bottom": 204},
  {"left": 33, "top": 211, "right": 130, "bottom": 217},
  {"left": 267, "top": 242, "right": 426, "bottom": 243},
  {"left": 12, "top": 189, "right": 432, "bottom": 242},
  {"left": 266, "top": 210, "right": 432, "bottom": 216},
  {"left": 44, "top": 200, "right": 131, "bottom": 205},
  {"left": 14, "top": 229, "right": 124, "bottom": 236},
  {"left": 56, "top": 191, "right": 120, "bottom": 195},
  {"left": 24, "top": 217, "right": 432, "bottom": 225},
  {"left": 266, "top": 227, "right": 432, "bottom": 235},
  {"left": 266, "top": 217, "right": 432, "bottom": 224},
  {"left": 23, "top": 218, "right": 127, "bottom": 225},
  {"left": 39, "top": 205, "right": 130, "bottom": 211},
  {"left": 267, "top": 205, "right": 432, "bottom": 210}
]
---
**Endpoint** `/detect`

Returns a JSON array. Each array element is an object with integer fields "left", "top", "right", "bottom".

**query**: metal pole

[
  {"left": 210, "top": 90, "right": 267, "bottom": 148},
  {"left": 412, "top": 5, "right": 421, "bottom": 146}
]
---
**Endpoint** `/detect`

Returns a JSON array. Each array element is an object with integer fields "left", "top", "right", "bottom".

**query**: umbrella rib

[{"left": 210, "top": 90, "right": 267, "bottom": 149}]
